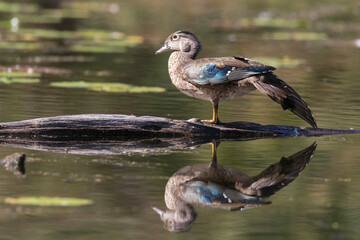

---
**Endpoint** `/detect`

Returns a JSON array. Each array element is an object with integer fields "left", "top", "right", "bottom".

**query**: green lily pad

[
  {"left": 17, "top": 14, "right": 63, "bottom": 24},
  {"left": 19, "top": 28, "right": 142, "bottom": 42},
  {"left": 0, "top": 72, "right": 41, "bottom": 77},
  {"left": 0, "top": 41, "right": 43, "bottom": 50},
  {"left": 9, "top": 28, "right": 143, "bottom": 53},
  {"left": 0, "top": 77, "right": 40, "bottom": 84},
  {"left": 20, "top": 28, "right": 83, "bottom": 39},
  {"left": 4, "top": 197, "right": 93, "bottom": 206},
  {"left": 0, "top": 69, "right": 41, "bottom": 84},
  {"left": 50, "top": 81, "right": 166, "bottom": 93}
]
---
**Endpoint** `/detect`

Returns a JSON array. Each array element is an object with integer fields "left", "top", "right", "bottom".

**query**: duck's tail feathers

[
  {"left": 248, "top": 142, "right": 317, "bottom": 197},
  {"left": 252, "top": 73, "right": 317, "bottom": 129}
]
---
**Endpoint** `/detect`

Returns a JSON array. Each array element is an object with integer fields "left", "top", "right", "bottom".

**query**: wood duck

[
  {"left": 155, "top": 31, "right": 317, "bottom": 128},
  {"left": 153, "top": 142, "right": 317, "bottom": 232}
]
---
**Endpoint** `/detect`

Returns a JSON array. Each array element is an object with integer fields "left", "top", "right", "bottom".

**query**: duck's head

[
  {"left": 152, "top": 206, "right": 197, "bottom": 232},
  {"left": 155, "top": 30, "right": 202, "bottom": 59}
]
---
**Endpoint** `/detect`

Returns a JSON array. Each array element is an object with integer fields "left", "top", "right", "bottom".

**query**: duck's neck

[{"left": 169, "top": 52, "right": 192, "bottom": 68}]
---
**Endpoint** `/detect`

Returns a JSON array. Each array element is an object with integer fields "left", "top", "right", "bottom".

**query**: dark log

[
  {"left": 0, "top": 114, "right": 358, "bottom": 155},
  {"left": 0, "top": 114, "right": 273, "bottom": 140},
  {"left": 1, "top": 114, "right": 358, "bottom": 140}
]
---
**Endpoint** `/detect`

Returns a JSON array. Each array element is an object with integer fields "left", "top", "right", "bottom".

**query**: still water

[{"left": 0, "top": 0, "right": 360, "bottom": 239}]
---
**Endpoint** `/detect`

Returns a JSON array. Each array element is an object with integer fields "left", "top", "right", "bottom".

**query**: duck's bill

[
  {"left": 155, "top": 43, "right": 170, "bottom": 55},
  {"left": 152, "top": 206, "right": 165, "bottom": 216}
]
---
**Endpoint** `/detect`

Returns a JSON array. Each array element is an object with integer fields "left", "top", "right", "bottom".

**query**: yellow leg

[
  {"left": 202, "top": 102, "right": 220, "bottom": 124},
  {"left": 209, "top": 141, "right": 220, "bottom": 168}
]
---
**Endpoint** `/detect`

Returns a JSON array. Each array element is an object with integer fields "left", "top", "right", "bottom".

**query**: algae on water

[
  {"left": 50, "top": 81, "right": 166, "bottom": 93},
  {"left": 4, "top": 196, "right": 94, "bottom": 206}
]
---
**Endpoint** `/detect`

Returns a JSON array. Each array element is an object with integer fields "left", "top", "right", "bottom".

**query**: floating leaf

[
  {"left": 0, "top": 41, "right": 43, "bottom": 50},
  {"left": 50, "top": 81, "right": 166, "bottom": 93},
  {"left": 0, "top": 68, "right": 41, "bottom": 84},
  {"left": 20, "top": 28, "right": 82, "bottom": 39},
  {"left": 8, "top": 28, "right": 143, "bottom": 53},
  {"left": 0, "top": 77, "right": 40, "bottom": 84},
  {"left": 16, "top": 14, "right": 62, "bottom": 24},
  {"left": 4, "top": 197, "right": 93, "bottom": 206},
  {"left": 19, "top": 28, "right": 142, "bottom": 42},
  {"left": 0, "top": 71, "right": 41, "bottom": 77}
]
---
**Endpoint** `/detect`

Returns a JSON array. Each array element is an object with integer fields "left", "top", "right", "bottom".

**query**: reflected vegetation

[{"left": 153, "top": 142, "right": 317, "bottom": 232}]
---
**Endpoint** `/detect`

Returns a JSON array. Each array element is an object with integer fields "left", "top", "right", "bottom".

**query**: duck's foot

[{"left": 201, "top": 119, "right": 221, "bottom": 125}]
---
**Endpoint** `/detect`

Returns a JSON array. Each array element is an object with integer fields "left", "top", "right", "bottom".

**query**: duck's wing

[
  {"left": 183, "top": 56, "right": 275, "bottom": 86},
  {"left": 181, "top": 180, "right": 265, "bottom": 208},
  {"left": 181, "top": 181, "right": 230, "bottom": 206}
]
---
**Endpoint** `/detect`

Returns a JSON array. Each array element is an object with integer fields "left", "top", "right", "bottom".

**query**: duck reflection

[{"left": 153, "top": 142, "right": 316, "bottom": 232}]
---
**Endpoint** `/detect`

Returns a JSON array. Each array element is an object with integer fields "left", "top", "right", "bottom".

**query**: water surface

[{"left": 0, "top": 0, "right": 360, "bottom": 239}]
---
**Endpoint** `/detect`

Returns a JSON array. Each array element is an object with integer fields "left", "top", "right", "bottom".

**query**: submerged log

[{"left": 0, "top": 114, "right": 358, "bottom": 155}]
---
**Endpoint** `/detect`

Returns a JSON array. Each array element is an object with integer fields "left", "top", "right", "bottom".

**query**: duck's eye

[{"left": 171, "top": 34, "right": 179, "bottom": 40}]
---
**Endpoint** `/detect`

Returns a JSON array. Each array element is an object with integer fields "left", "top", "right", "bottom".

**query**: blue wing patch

[
  {"left": 203, "top": 64, "right": 233, "bottom": 84},
  {"left": 186, "top": 63, "right": 233, "bottom": 85},
  {"left": 183, "top": 181, "right": 230, "bottom": 205},
  {"left": 185, "top": 62, "right": 276, "bottom": 85}
]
